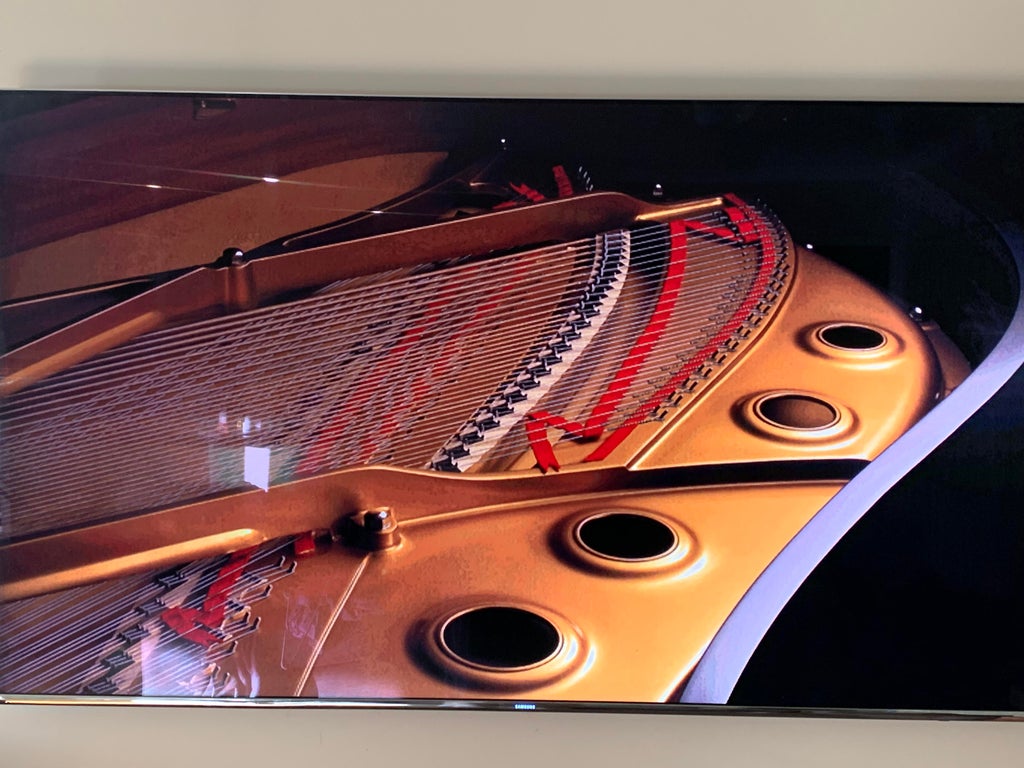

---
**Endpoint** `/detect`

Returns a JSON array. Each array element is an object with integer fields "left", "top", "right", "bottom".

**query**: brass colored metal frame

[{"left": 0, "top": 180, "right": 984, "bottom": 706}]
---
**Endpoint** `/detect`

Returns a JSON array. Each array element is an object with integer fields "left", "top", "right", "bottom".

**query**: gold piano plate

[{"left": 0, "top": 172, "right": 972, "bottom": 703}]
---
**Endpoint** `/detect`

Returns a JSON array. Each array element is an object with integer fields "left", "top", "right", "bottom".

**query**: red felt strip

[
  {"left": 525, "top": 410, "right": 591, "bottom": 472},
  {"left": 509, "top": 182, "right": 547, "bottom": 203},
  {"left": 293, "top": 531, "right": 318, "bottom": 558},
  {"left": 159, "top": 549, "right": 255, "bottom": 648},
  {"left": 580, "top": 223, "right": 689, "bottom": 439},
  {"left": 552, "top": 165, "right": 574, "bottom": 198},
  {"left": 583, "top": 196, "right": 777, "bottom": 462}
]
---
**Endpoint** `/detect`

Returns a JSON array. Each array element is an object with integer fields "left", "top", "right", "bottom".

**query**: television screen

[{"left": 2, "top": 91, "right": 1022, "bottom": 715}]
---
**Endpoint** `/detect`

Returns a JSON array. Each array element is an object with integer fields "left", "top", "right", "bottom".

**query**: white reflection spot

[
  {"left": 680, "top": 553, "right": 708, "bottom": 579},
  {"left": 262, "top": 176, "right": 280, "bottom": 183},
  {"left": 244, "top": 446, "right": 271, "bottom": 491}
]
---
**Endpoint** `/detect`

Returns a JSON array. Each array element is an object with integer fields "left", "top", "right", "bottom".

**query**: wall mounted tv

[{"left": 1, "top": 91, "right": 1022, "bottom": 717}]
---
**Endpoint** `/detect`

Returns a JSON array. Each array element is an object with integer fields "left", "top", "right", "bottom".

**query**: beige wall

[{"left": 3, "top": 1, "right": 1024, "bottom": 765}]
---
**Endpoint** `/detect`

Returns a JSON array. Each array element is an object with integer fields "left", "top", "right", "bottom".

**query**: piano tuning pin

[
  {"left": 431, "top": 456, "right": 460, "bottom": 472},
  {"left": 100, "top": 649, "right": 134, "bottom": 672},
  {"left": 474, "top": 413, "right": 500, "bottom": 431},
  {"left": 118, "top": 624, "right": 149, "bottom": 644},
  {"left": 652, "top": 183, "right": 664, "bottom": 198},
  {"left": 136, "top": 598, "right": 166, "bottom": 617},
  {"left": 446, "top": 443, "right": 470, "bottom": 459},
  {"left": 155, "top": 567, "right": 188, "bottom": 588},
  {"left": 82, "top": 678, "right": 119, "bottom": 696},
  {"left": 576, "top": 165, "right": 594, "bottom": 191},
  {"left": 489, "top": 400, "right": 513, "bottom": 417}
]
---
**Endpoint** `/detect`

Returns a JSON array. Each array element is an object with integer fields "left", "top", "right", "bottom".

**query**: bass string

[
  {"left": 2, "top": 213, "right": 725, "bottom": 404},
  {"left": 2, "top": 222, "right": 782, "bottom": 536},
  {"left": 3, "top": 554, "right": 220, "bottom": 665},
  {"left": 6, "top": 537, "right": 298, "bottom": 689},
  {"left": 0, "top": 241, "right": 603, "bottom": 411},
  {"left": 5, "top": 537, "right": 289, "bottom": 646},
  {"left": 2, "top": 240, "right": 774, "bottom": 536},
  {"left": 1, "top": 575, "right": 162, "bottom": 688},
  {"left": 0, "top": 239, "right": 757, "bottom": 450},
  {"left": 1, "top": 580, "right": 159, "bottom": 666},
  {"left": 4, "top": 595, "right": 163, "bottom": 688},
  {"left": 8, "top": 548, "right": 292, "bottom": 688},
  {"left": 0, "top": 264, "right": 598, "bottom": 487},
  {"left": 5, "top": 206, "right": 747, "bottom": 414},
  {"left": 6, "top": 227, "right": 625, "bottom": 392},
  {"left": 0, "top": 257, "right": 765, "bottom": 493},
  {"left": 0, "top": 244, "right": 761, "bottom": 478},
  {"left": 5, "top": 284, "right": 770, "bottom": 536},
  {"left": 1, "top": 234, "right": 759, "bottom": 420},
  {"left": 74, "top": 538, "right": 299, "bottom": 695}
]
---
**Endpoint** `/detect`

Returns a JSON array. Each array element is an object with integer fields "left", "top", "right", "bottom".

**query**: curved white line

[{"left": 679, "top": 223, "right": 1024, "bottom": 705}]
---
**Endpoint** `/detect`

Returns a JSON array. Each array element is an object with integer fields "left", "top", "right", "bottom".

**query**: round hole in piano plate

[
  {"left": 754, "top": 394, "right": 840, "bottom": 431},
  {"left": 440, "top": 607, "right": 562, "bottom": 670},
  {"left": 555, "top": 509, "right": 699, "bottom": 578},
  {"left": 818, "top": 323, "right": 886, "bottom": 351},
  {"left": 576, "top": 512, "right": 678, "bottom": 561}
]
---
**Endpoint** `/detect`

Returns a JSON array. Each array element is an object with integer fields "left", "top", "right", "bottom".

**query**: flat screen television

[{"left": 2, "top": 91, "right": 1023, "bottom": 719}]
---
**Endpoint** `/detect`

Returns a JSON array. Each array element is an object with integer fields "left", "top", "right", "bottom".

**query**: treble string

[{"left": 4, "top": 264, "right": 774, "bottom": 536}]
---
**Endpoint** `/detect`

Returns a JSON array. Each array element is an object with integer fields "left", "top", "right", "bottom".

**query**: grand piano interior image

[{"left": 1, "top": 93, "right": 1022, "bottom": 713}]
